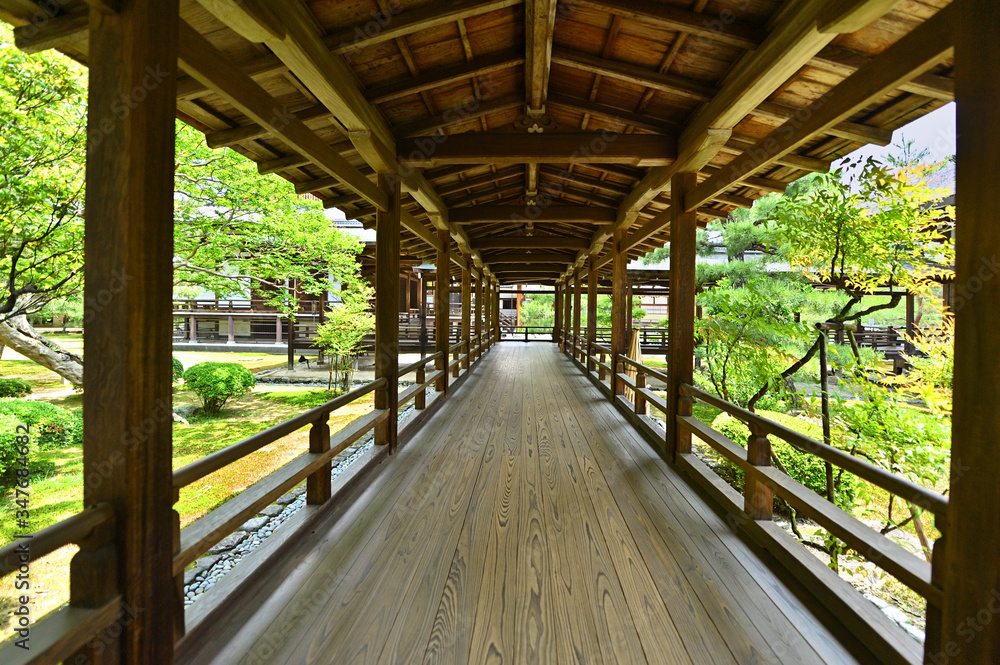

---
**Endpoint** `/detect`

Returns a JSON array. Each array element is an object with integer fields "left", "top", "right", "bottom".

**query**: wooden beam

[
  {"left": 175, "top": 22, "right": 385, "bottom": 208},
  {"left": 686, "top": 5, "right": 956, "bottom": 211},
  {"left": 13, "top": 10, "right": 89, "bottom": 53},
  {"left": 489, "top": 263, "right": 568, "bottom": 272},
  {"left": 374, "top": 173, "right": 400, "bottom": 451},
  {"left": 525, "top": 0, "right": 557, "bottom": 111},
  {"left": 397, "top": 133, "right": 677, "bottom": 166},
  {"left": 436, "top": 166, "right": 524, "bottom": 196},
  {"left": 817, "top": 0, "right": 902, "bottom": 34},
  {"left": 78, "top": 1, "right": 178, "bottom": 662},
  {"left": 813, "top": 45, "right": 954, "bottom": 101},
  {"left": 538, "top": 165, "right": 632, "bottom": 196},
  {"left": 450, "top": 205, "right": 617, "bottom": 223},
  {"left": 471, "top": 236, "right": 590, "bottom": 250},
  {"left": 569, "top": 0, "right": 762, "bottom": 50},
  {"left": 547, "top": 91, "right": 676, "bottom": 134},
  {"left": 941, "top": 3, "right": 1000, "bottom": 660},
  {"left": 392, "top": 94, "right": 524, "bottom": 138},
  {"left": 444, "top": 181, "right": 526, "bottom": 207},
  {"left": 204, "top": 103, "right": 330, "bottom": 149},
  {"left": 482, "top": 251, "right": 579, "bottom": 263},
  {"left": 364, "top": 48, "right": 524, "bottom": 105}
]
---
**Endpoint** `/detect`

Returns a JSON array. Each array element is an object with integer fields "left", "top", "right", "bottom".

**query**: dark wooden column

[
  {"left": 493, "top": 281, "right": 501, "bottom": 342},
  {"left": 611, "top": 229, "right": 628, "bottom": 394},
  {"left": 563, "top": 276, "right": 572, "bottom": 353},
  {"left": 78, "top": 1, "right": 179, "bottom": 662},
  {"left": 666, "top": 172, "right": 698, "bottom": 461},
  {"left": 941, "top": 2, "right": 1000, "bottom": 663},
  {"left": 587, "top": 256, "right": 599, "bottom": 370},
  {"left": 554, "top": 283, "right": 563, "bottom": 342},
  {"left": 474, "top": 271, "right": 483, "bottom": 360},
  {"left": 573, "top": 268, "right": 583, "bottom": 349},
  {"left": 435, "top": 230, "right": 450, "bottom": 392},
  {"left": 374, "top": 173, "right": 400, "bottom": 451},
  {"left": 461, "top": 261, "right": 471, "bottom": 368}
]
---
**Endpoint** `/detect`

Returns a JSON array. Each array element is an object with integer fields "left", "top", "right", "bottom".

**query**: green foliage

[
  {"left": 259, "top": 389, "right": 343, "bottom": 408},
  {"left": 0, "top": 378, "right": 32, "bottom": 398},
  {"left": 315, "top": 285, "right": 374, "bottom": 391},
  {"left": 0, "top": 413, "right": 28, "bottom": 479},
  {"left": 0, "top": 399, "right": 79, "bottom": 448},
  {"left": 0, "top": 28, "right": 87, "bottom": 322},
  {"left": 695, "top": 278, "right": 811, "bottom": 408},
  {"left": 183, "top": 362, "right": 257, "bottom": 414},
  {"left": 173, "top": 124, "right": 367, "bottom": 317},
  {"left": 519, "top": 293, "right": 554, "bottom": 328},
  {"left": 172, "top": 357, "right": 185, "bottom": 383},
  {"left": 711, "top": 411, "right": 860, "bottom": 510}
]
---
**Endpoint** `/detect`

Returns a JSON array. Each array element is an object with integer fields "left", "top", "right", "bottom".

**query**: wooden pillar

[
  {"left": 553, "top": 283, "right": 563, "bottom": 342},
  {"left": 227, "top": 315, "right": 235, "bottom": 344},
  {"left": 573, "top": 269, "right": 583, "bottom": 349},
  {"left": 435, "top": 231, "right": 450, "bottom": 393},
  {"left": 666, "top": 172, "right": 698, "bottom": 461},
  {"left": 188, "top": 314, "right": 197, "bottom": 343},
  {"left": 587, "top": 256, "right": 599, "bottom": 370},
  {"left": 611, "top": 230, "right": 628, "bottom": 395},
  {"left": 374, "top": 173, "right": 400, "bottom": 451},
  {"left": 493, "top": 282, "right": 501, "bottom": 343},
  {"left": 474, "top": 272, "right": 483, "bottom": 360},
  {"left": 905, "top": 291, "right": 916, "bottom": 356},
  {"left": 563, "top": 277, "right": 572, "bottom": 353},
  {"left": 461, "top": 262, "right": 471, "bottom": 368},
  {"left": 940, "top": 3, "right": 1000, "bottom": 663},
  {"left": 76, "top": 1, "right": 179, "bottom": 662}
]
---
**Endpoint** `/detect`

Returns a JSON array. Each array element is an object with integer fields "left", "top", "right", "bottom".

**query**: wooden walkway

[{"left": 182, "top": 344, "right": 876, "bottom": 665}]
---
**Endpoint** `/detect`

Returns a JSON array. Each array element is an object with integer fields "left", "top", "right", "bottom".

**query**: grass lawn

[{"left": 0, "top": 352, "right": 373, "bottom": 638}]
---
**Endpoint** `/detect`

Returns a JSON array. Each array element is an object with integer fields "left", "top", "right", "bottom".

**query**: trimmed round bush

[
  {"left": 0, "top": 378, "right": 32, "bottom": 399},
  {"left": 0, "top": 413, "right": 30, "bottom": 479},
  {"left": 0, "top": 399, "right": 79, "bottom": 449},
  {"left": 183, "top": 362, "right": 256, "bottom": 414},
  {"left": 172, "top": 357, "right": 185, "bottom": 383},
  {"left": 710, "top": 411, "right": 860, "bottom": 511}
]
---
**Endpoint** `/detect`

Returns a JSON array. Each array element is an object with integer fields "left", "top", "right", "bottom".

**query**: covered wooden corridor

[{"left": 175, "top": 343, "right": 876, "bottom": 665}]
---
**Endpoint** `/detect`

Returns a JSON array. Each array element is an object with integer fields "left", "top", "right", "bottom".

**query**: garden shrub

[
  {"left": 0, "top": 378, "right": 32, "bottom": 398},
  {"left": 172, "top": 357, "right": 185, "bottom": 383},
  {"left": 710, "top": 411, "right": 860, "bottom": 511},
  {"left": 0, "top": 413, "right": 28, "bottom": 479},
  {"left": 0, "top": 399, "right": 79, "bottom": 448},
  {"left": 183, "top": 362, "right": 256, "bottom": 414}
]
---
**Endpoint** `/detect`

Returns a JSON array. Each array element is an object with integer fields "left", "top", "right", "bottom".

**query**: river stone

[
  {"left": 259, "top": 504, "right": 283, "bottom": 517},
  {"left": 240, "top": 517, "right": 269, "bottom": 532},
  {"left": 208, "top": 532, "right": 247, "bottom": 553}
]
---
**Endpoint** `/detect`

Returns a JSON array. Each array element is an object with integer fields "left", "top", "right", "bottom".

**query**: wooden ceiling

[{"left": 2, "top": 0, "right": 955, "bottom": 285}]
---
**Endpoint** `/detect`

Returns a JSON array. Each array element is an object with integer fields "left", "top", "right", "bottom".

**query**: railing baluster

[
  {"left": 635, "top": 370, "right": 647, "bottom": 415},
  {"left": 307, "top": 413, "right": 332, "bottom": 504},
  {"left": 415, "top": 365, "right": 426, "bottom": 410},
  {"left": 745, "top": 423, "right": 773, "bottom": 520},
  {"left": 599, "top": 351, "right": 607, "bottom": 381}
]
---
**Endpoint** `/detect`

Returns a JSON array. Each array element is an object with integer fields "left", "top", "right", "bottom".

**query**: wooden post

[
  {"left": 666, "top": 172, "right": 698, "bottom": 460},
  {"left": 76, "top": 1, "right": 179, "bottom": 661},
  {"left": 415, "top": 365, "right": 426, "bottom": 410},
  {"left": 554, "top": 283, "right": 563, "bottom": 343},
  {"left": 563, "top": 276, "right": 573, "bottom": 354},
  {"left": 275, "top": 315, "right": 282, "bottom": 343},
  {"left": 493, "top": 282, "right": 501, "bottom": 343},
  {"left": 436, "top": 230, "right": 450, "bottom": 393},
  {"left": 227, "top": 315, "right": 235, "bottom": 344},
  {"left": 573, "top": 269, "right": 582, "bottom": 357},
  {"left": 461, "top": 262, "right": 471, "bottom": 369},
  {"left": 587, "top": 256, "right": 598, "bottom": 371},
  {"left": 307, "top": 414, "right": 332, "bottom": 502},
  {"left": 286, "top": 318, "right": 294, "bottom": 370},
  {"left": 940, "top": 3, "right": 1000, "bottom": 663},
  {"left": 188, "top": 314, "right": 197, "bottom": 343},
  {"left": 905, "top": 291, "right": 916, "bottom": 356},
  {"left": 611, "top": 229, "right": 628, "bottom": 395},
  {"left": 635, "top": 370, "right": 647, "bottom": 415},
  {"left": 374, "top": 173, "right": 400, "bottom": 450},
  {"left": 474, "top": 272, "right": 483, "bottom": 361},
  {"left": 745, "top": 425, "right": 774, "bottom": 520}
]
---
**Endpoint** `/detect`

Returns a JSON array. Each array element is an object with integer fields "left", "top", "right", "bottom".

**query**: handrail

[
  {"left": 617, "top": 354, "right": 669, "bottom": 384},
  {"left": 590, "top": 342, "right": 612, "bottom": 354},
  {"left": 0, "top": 503, "right": 114, "bottom": 578},
  {"left": 173, "top": 378, "right": 386, "bottom": 489},
  {"left": 679, "top": 383, "right": 949, "bottom": 518},
  {"left": 448, "top": 340, "right": 465, "bottom": 353},
  {"left": 398, "top": 351, "right": 443, "bottom": 376}
]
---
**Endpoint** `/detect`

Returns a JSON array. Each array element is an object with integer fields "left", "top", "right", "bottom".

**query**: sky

[{"left": 833, "top": 102, "right": 956, "bottom": 168}]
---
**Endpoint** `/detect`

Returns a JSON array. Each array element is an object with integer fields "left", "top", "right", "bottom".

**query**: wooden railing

[
  {"left": 499, "top": 325, "right": 554, "bottom": 342},
  {"left": 0, "top": 323, "right": 498, "bottom": 664},
  {"left": 560, "top": 331, "right": 946, "bottom": 665}
]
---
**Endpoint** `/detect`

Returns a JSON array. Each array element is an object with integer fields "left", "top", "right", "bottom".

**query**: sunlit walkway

[{"left": 177, "top": 344, "right": 878, "bottom": 665}]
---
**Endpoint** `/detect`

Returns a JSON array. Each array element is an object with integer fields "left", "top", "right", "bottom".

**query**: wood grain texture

[{"left": 181, "top": 344, "right": 876, "bottom": 665}]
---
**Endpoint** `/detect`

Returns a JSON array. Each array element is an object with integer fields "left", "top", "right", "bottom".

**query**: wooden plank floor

[{"left": 192, "top": 344, "right": 878, "bottom": 665}]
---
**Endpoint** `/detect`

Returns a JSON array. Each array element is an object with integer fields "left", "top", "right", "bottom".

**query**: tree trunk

[{"left": 0, "top": 315, "right": 83, "bottom": 385}]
